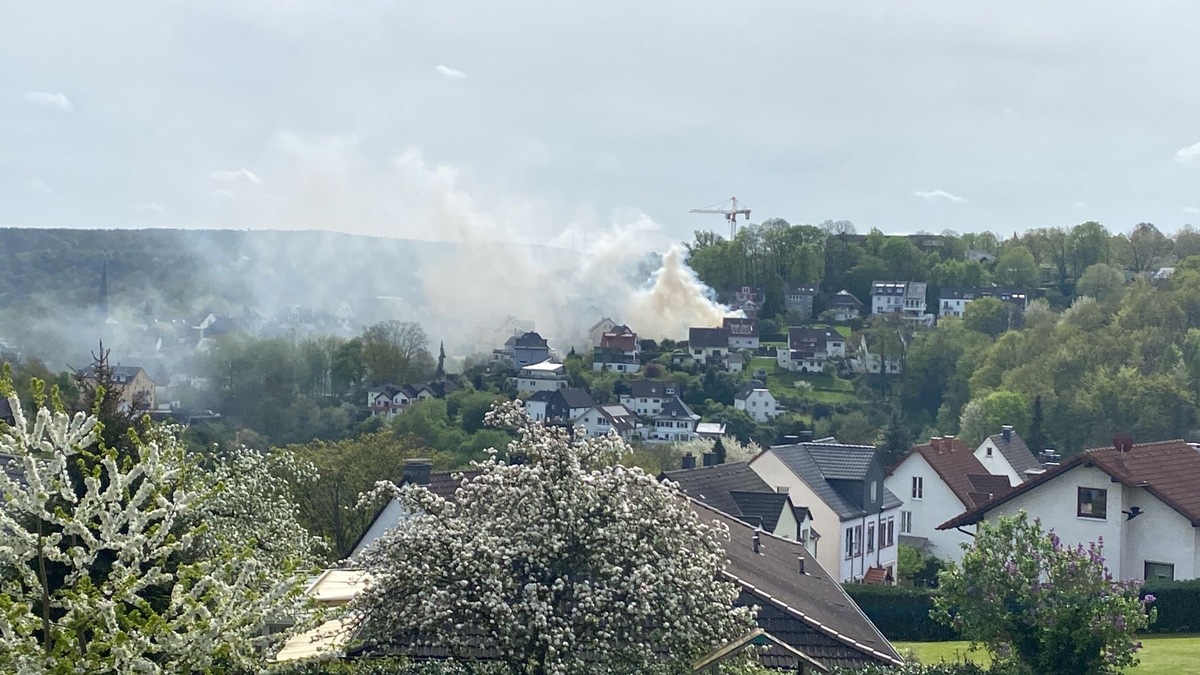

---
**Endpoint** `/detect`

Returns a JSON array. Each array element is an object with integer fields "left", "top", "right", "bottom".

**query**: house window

[
  {"left": 900, "top": 511, "right": 913, "bottom": 534},
  {"left": 867, "top": 523, "right": 876, "bottom": 553},
  {"left": 886, "top": 517, "right": 894, "bottom": 546},
  {"left": 855, "top": 525, "right": 862, "bottom": 556},
  {"left": 912, "top": 476, "right": 924, "bottom": 500},
  {"left": 1145, "top": 562, "right": 1175, "bottom": 581},
  {"left": 870, "top": 481, "right": 878, "bottom": 502},
  {"left": 986, "top": 446, "right": 993, "bottom": 457},
  {"left": 1077, "top": 487, "right": 1107, "bottom": 519},
  {"left": 844, "top": 527, "right": 855, "bottom": 559}
]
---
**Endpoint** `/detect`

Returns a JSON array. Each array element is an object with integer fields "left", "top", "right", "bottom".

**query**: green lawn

[{"left": 893, "top": 636, "right": 1200, "bottom": 674}]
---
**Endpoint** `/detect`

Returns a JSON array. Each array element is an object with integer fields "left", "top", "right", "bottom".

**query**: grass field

[{"left": 893, "top": 636, "right": 1200, "bottom": 673}]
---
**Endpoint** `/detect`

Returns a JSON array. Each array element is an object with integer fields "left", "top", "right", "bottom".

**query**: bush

[
  {"left": 1141, "top": 578, "right": 1200, "bottom": 633},
  {"left": 828, "top": 663, "right": 987, "bottom": 675},
  {"left": 842, "top": 585, "right": 958, "bottom": 642}
]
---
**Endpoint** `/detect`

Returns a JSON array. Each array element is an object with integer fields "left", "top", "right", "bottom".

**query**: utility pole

[{"left": 690, "top": 196, "right": 751, "bottom": 240}]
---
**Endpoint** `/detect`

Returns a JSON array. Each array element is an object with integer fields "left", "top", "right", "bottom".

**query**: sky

[{"left": 3, "top": 1, "right": 1199, "bottom": 246}]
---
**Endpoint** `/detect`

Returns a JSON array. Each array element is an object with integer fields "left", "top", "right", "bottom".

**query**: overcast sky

[{"left": 3, "top": 1, "right": 1199, "bottom": 245}]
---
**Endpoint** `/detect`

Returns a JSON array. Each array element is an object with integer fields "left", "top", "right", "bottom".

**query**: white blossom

[
  {"left": 0, "top": 389, "right": 320, "bottom": 673},
  {"left": 351, "top": 401, "right": 753, "bottom": 674}
]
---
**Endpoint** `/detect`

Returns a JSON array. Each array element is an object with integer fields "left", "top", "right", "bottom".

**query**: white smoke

[{"left": 214, "top": 134, "right": 729, "bottom": 348}]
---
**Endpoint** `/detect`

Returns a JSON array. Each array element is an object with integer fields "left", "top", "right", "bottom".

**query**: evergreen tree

[
  {"left": 880, "top": 411, "right": 911, "bottom": 467},
  {"left": 712, "top": 436, "right": 727, "bottom": 464},
  {"left": 1027, "top": 395, "right": 1047, "bottom": 453}
]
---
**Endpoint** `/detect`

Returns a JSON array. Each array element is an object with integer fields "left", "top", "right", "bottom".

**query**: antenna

[{"left": 690, "top": 196, "right": 752, "bottom": 239}]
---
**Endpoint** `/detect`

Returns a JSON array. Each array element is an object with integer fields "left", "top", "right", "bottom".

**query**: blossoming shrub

[
  {"left": 351, "top": 401, "right": 752, "bottom": 675},
  {"left": 932, "top": 512, "right": 1155, "bottom": 675},
  {"left": 0, "top": 383, "right": 320, "bottom": 673}
]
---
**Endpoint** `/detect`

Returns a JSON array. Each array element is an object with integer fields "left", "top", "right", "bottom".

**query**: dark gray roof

[
  {"left": 697, "top": 500, "right": 903, "bottom": 668},
  {"left": 555, "top": 388, "right": 594, "bottom": 409},
  {"left": 628, "top": 380, "right": 675, "bottom": 398},
  {"left": 689, "top": 327, "right": 730, "bottom": 349},
  {"left": 656, "top": 396, "right": 699, "bottom": 421},
  {"left": 767, "top": 443, "right": 898, "bottom": 519},
  {"left": 829, "top": 290, "right": 863, "bottom": 308},
  {"left": 987, "top": 430, "right": 1041, "bottom": 476},
  {"left": 0, "top": 398, "right": 14, "bottom": 426},
  {"left": 525, "top": 390, "right": 555, "bottom": 403},
  {"left": 729, "top": 491, "right": 790, "bottom": 532},
  {"left": 513, "top": 331, "right": 548, "bottom": 348},
  {"left": 661, "top": 462, "right": 775, "bottom": 517}
]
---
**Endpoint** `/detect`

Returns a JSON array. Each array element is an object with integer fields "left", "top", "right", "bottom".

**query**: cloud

[
  {"left": 26, "top": 178, "right": 52, "bottom": 193},
  {"left": 435, "top": 65, "right": 466, "bottom": 79},
  {"left": 208, "top": 168, "right": 263, "bottom": 185},
  {"left": 22, "top": 91, "right": 73, "bottom": 112},
  {"left": 1184, "top": 206, "right": 1200, "bottom": 214},
  {"left": 133, "top": 203, "right": 166, "bottom": 212},
  {"left": 1176, "top": 142, "right": 1200, "bottom": 164},
  {"left": 912, "top": 189, "right": 966, "bottom": 203}
]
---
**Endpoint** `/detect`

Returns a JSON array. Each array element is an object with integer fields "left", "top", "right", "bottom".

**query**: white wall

[
  {"left": 978, "top": 466, "right": 1200, "bottom": 580},
  {"left": 973, "top": 437, "right": 1023, "bottom": 486},
  {"left": 750, "top": 451, "right": 843, "bottom": 576},
  {"left": 837, "top": 507, "right": 901, "bottom": 583},
  {"left": 351, "top": 499, "right": 411, "bottom": 558},
  {"left": 886, "top": 454, "right": 973, "bottom": 562}
]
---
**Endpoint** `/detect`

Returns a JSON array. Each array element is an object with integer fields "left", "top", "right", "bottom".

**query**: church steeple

[{"left": 98, "top": 259, "right": 109, "bottom": 318}]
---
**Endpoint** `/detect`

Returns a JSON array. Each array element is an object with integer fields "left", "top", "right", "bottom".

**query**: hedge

[
  {"left": 847, "top": 578, "right": 1200, "bottom": 641},
  {"left": 842, "top": 585, "right": 958, "bottom": 642}
]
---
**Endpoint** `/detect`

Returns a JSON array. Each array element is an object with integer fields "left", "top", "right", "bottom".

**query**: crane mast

[{"left": 689, "top": 196, "right": 751, "bottom": 239}]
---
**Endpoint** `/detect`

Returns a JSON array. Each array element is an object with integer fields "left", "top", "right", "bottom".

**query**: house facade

[
  {"left": 650, "top": 397, "right": 701, "bottom": 442},
  {"left": 573, "top": 404, "right": 640, "bottom": 440},
  {"left": 81, "top": 365, "right": 157, "bottom": 411},
  {"left": 885, "top": 436, "right": 1010, "bottom": 561},
  {"left": 592, "top": 327, "right": 641, "bottom": 373},
  {"left": 941, "top": 439, "right": 1200, "bottom": 582},
  {"left": 587, "top": 317, "right": 619, "bottom": 348},
  {"left": 619, "top": 380, "right": 679, "bottom": 417},
  {"left": 514, "top": 360, "right": 568, "bottom": 393},
  {"left": 777, "top": 327, "right": 845, "bottom": 373},
  {"left": 512, "top": 332, "right": 551, "bottom": 369},
  {"left": 662, "top": 461, "right": 814, "bottom": 548},
  {"left": 689, "top": 327, "right": 730, "bottom": 365},
  {"left": 750, "top": 441, "right": 902, "bottom": 583},
  {"left": 870, "top": 281, "right": 927, "bottom": 321},
  {"left": 784, "top": 285, "right": 818, "bottom": 319},
  {"left": 722, "top": 317, "right": 760, "bottom": 350},
  {"left": 938, "top": 287, "right": 1029, "bottom": 319},
  {"left": 827, "top": 290, "right": 864, "bottom": 321},
  {"left": 974, "top": 426, "right": 1044, "bottom": 485},
  {"left": 734, "top": 386, "right": 779, "bottom": 423}
]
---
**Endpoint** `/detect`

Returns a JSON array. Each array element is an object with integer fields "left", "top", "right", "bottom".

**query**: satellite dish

[{"left": 1113, "top": 434, "right": 1134, "bottom": 453}]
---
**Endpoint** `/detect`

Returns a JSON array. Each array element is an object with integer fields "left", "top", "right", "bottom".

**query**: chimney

[
  {"left": 1039, "top": 448, "right": 1060, "bottom": 467},
  {"left": 930, "top": 436, "right": 942, "bottom": 452},
  {"left": 402, "top": 458, "right": 433, "bottom": 486},
  {"left": 798, "top": 431, "right": 814, "bottom": 443},
  {"left": 1114, "top": 434, "right": 1134, "bottom": 453},
  {"left": 945, "top": 435, "right": 956, "bottom": 451},
  {"left": 752, "top": 530, "right": 761, "bottom": 554},
  {"left": 797, "top": 556, "right": 806, "bottom": 575},
  {"left": 702, "top": 452, "right": 718, "bottom": 467},
  {"left": 1002, "top": 425, "right": 1013, "bottom": 442},
  {"left": 682, "top": 452, "right": 697, "bottom": 470},
  {"left": 783, "top": 435, "right": 799, "bottom": 444}
]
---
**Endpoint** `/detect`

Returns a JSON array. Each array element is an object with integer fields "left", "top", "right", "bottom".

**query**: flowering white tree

[
  {"left": 0, "top": 383, "right": 321, "bottom": 674},
  {"left": 352, "top": 401, "right": 752, "bottom": 675}
]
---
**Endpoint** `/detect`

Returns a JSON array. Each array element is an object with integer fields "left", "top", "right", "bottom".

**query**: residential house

[
  {"left": 974, "top": 426, "right": 1044, "bottom": 485},
  {"left": 512, "top": 332, "right": 551, "bottom": 369},
  {"left": 662, "top": 461, "right": 815, "bottom": 547},
  {"left": 349, "top": 459, "right": 481, "bottom": 558},
  {"left": 940, "top": 439, "right": 1200, "bottom": 582},
  {"left": 592, "top": 327, "right": 641, "bottom": 373},
  {"left": 619, "top": 380, "right": 679, "bottom": 417},
  {"left": 80, "top": 365, "right": 157, "bottom": 411},
  {"left": 723, "top": 317, "right": 760, "bottom": 350},
  {"left": 777, "top": 327, "right": 845, "bottom": 373},
  {"left": 573, "top": 403, "right": 640, "bottom": 440},
  {"left": 938, "top": 287, "right": 1029, "bottom": 319},
  {"left": 522, "top": 390, "right": 555, "bottom": 422},
  {"left": 827, "top": 290, "right": 864, "bottom": 321},
  {"left": 651, "top": 397, "right": 701, "bottom": 442},
  {"left": 784, "top": 285, "right": 819, "bottom": 319},
  {"left": 749, "top": 440, "right": 903, "bottom": 583},
  {"left": 735, "top": 385, "right": 780, "bottom": 423},
  {"left": 587, "top": 317, "right": 619, "bottom": 348},
  {"left": 885, "top": 436, "right": 1011, "bottom": 561},
  {"left": 689, "top": 327, "right": 730, "bottom": 366},
  {"left": 514, "top": 360, "right": 568, "bottom": 393},
  {"left": 847, "top": 336, "right": 902, "bottom": 376},
  {"left": 546, "top": 388, "right": 594, "bottom": 422},
  {"left": 721, "top": 286, "right": 765, "bottom": 319},
  {"left": 695, "top": 422, "right": 727, "bottom": 439},
  {"left": 368, "top": 381, "right": 457, "bottom": 419},
  {"left": 870, "top": 281, "right": 927, "bottom": 321}
]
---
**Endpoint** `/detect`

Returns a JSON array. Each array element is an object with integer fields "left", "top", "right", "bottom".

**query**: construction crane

[{"left": 689, "top": 196, "right": 751, "bottom": 240}]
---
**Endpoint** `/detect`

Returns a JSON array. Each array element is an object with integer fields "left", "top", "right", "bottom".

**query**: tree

[
  {"left": 1075, "top": 263, "right": 1125, "bottom": 302},
  {"left": 1025, "top": 395, "right": 1046, "bottom": 455},
  {"left": 360, "top": 321, "right": 435, "bottom": 386},
  {"left": 0, "top": 386, "right": 319, "bottom": 673},
  {"left": 352, "top": 402, "right": 751, "bottom": 674},
  {"left": 958, "top": 390, "right": 1029, "bottom": 446},
  {"left": 933, "top": 513, "right": 1155, "bottom": 675},
  {"left": 879, "top": 411, "right": 911, "bottom": 467},
  {"left": 1125, "top": 222, "right": 1171, "bottom": 274},
  {"left": 994, "top": 246, "right": 1039, "bottom": 289},
  {"left": 962, "top": 297, "right": 1015, "bottom": 338},
  {"left": 70, "top": 342, "right": 148, "bottom": 452}
]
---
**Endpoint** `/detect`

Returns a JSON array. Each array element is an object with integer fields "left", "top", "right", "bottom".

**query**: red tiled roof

[
  {"left": 890, "top": 438, "right": 1006, "bottom": 508},
  {"left": 939, "top": 439, "right": 1200, "bottom": 530}
]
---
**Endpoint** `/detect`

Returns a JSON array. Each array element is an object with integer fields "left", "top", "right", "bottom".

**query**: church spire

[
  {"left": 98, "top": 259, "right": 109, "bottom": 318},
  {"left": 435, "top": 340, "right": 446, "bottom": 380}
]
